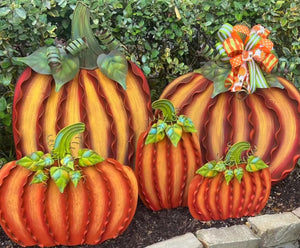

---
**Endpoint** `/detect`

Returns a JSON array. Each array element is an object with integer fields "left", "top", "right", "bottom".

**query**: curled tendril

[
  {"left": 46, "top": 46, "right": 62, "bottom": 71},
  {"left": 96, "top": 29, "right": 120, "bottom": 51},
  {"left": 65, "top": 38, "right": 88, "bottom": 56}
]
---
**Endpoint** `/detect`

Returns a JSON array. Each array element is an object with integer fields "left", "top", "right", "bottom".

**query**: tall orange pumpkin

[
  {"left": 159, "top": 23, "right": 300, "bottom": 183},
  {"left": 135, "top": 100, "right": 202, "bottom": 210},
  {"left": 0, "top": 123, "right": 138, "bottom": 247},
  {"left": 12, "top": 3, "right": 152, "bottom": 167}
]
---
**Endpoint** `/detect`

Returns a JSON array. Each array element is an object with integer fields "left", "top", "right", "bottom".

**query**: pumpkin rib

[
  {"left": 228, "top": 179, "right": 234, "bottom": 218},
  {"left": 166, "top": 140, "right": 173, "bottom": 209},
  {"left": 204, "top": 178, "right": 214, "bottom": 220},
  {"left": 215, "top": 175, "right": 225, "bottom": 219},
  {"left": 257, "top": 88, "right": 300, "bottom": 182},
  {"left": 254, "top": 170, "right": 271, "bottom": 215},
  {"left": 189, "top": 176, "right": 206, "bottom": 220},
  {"left": 178, "top": 137, "right": 188, "bottom": 207},
  {"left": 0, "top": 163, "right": 36, "bottom": 246}
]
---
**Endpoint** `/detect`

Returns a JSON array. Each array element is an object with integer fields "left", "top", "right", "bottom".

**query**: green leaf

[
  {"left": 145, "top": 124, "right": 158, "bottom": 145},
  {"left": 177, "top": 115, "right": 197, "bottom": 133},
  {"left": 246, "top": 156, "right": 269, "bottom": 172},
  {"left": 53, "top": 49, "right": 80, "bottom": 92},
  {"left": 16, "top": 151, "right": 45, "bottom": 171},
  {"left": 78, "top": 149, "right": 104, "bottom": 167},
  {"left": 214, "top": 161, "right": 227, "bottom": 172},
  {"left": 165, "top": 124, "right": 183, "bottom": 147},
  {"left": 0, "top": 97, "right": 7, "bottom": 112},
  {"left": 69, "top": 170, "right": 81, "bottom": 187},
  {"left": 97, "top": 50, "right": 128, "bottom": 89},
  {"left": 12, "top": 47, "right": 51, "bottom": 75},
  {"left": 225, "top": 169, "right": 234, "bottom": 184},
  {"left": 15, "top": 8, "right": 26, "bottom": 20},
  {"left": 0, "top": 7, "right": 11, "bottom": 17},
  {"left": 234, "top": 167, "right": 244, "bottom": 183},
  {"left": 50, "top": 166, "right": 70, "bottom": 193},
  {"left": 196, "top": 161, "right": 218, "bottom": 177},
  {"left": 265, "top": 74, "right": 284, "bottom": 89},
  {"left": 36, "top": 153, "right": 54, "bottom": 167},
  {"left": 195, "top": 61, "right": 231, "bottom": 98},
  {"left": 31, "top": 170, "right": 48, "bottom": 184},
  {"left": 61, "top": 154, "right": 74, "bottom": 170}
]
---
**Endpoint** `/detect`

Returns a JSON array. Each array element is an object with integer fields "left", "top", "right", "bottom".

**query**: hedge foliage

[{"left": 0, "top": 0, "right": 299, "bottom": 161}]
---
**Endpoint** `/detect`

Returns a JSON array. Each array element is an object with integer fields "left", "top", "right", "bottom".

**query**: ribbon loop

[{"left": 217, "top": 23, "right": 278, "bottom": 93}]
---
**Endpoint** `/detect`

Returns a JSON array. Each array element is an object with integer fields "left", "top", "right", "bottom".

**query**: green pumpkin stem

[
  {"left": 152, "top": 99, "right": 176, "bottom": 122},
  {"left": 71, "top": 2, "right": 103, "bottom": 69},
  {"left": 52, "top": 122, "right": 85, "bottom": 159}
]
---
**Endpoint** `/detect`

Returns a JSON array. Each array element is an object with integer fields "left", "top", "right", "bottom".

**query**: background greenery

[{"left": 0, "top": 0, "right": 299, "bottom": 163}]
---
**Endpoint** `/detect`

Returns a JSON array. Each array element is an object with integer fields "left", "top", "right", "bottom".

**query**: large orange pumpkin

[
  {"left": 188, "top": 142, "right": 271, "bottom": 221},
  {"left": 0, "top": 123, "right": 138, "bottom": 247},
  {"left": 159, "top": 24, "right": 300, "bottom": 183},
  {"left": 135, "top": 100, "right": 202, "bottom": 210},
  {"left": 12, "top": 3, "right": 152, "bottom": 167}
]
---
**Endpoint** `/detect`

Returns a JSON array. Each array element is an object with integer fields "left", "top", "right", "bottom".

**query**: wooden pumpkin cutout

[
  {"left": 12, "top": 2, "right": 152, "bottom": 168},
  {"left": 188, "top": 142, "right": 271, "bottom": 221},
  {"left": 135, "top": 100, "right": 202, "bottom": 211},
  {"left": 0, "top": 123, "right": 138, "bottom": 247},
  {"left": 159, "top": 23, "right": 300, "bottom": 183}
]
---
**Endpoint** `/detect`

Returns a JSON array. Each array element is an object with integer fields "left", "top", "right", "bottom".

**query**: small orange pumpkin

[
  {"left": 188, "top": 142, "right": 271, "bottom": 221},
  {"left": 0, "top": 123, "right": 138, "bottom": 247},
  {"left": 135, "top": 100, "right": 202, "bottom": 210}
]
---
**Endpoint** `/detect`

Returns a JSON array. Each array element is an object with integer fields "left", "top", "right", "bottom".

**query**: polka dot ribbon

[{"left": 216, "top": 23, "right": 278, "bottom": 93}]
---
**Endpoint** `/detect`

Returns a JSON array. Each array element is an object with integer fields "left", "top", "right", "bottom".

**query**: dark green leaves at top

[
  {"left": 194, "top": 61, "right": 231, "bottom": 98},
  {"left": 78, "top": 149, "right": 104, "bottom": 167},
  {"left": 224, "top": 169, "right": 234, "bottom": 184},
  {"left": 97, "top": 50, "right": 128, "bottom": 90},
  {"left": 50, "top": 166, "right": 70, "bottom": 193},
  {"left": 246, "top": 156, "right": 269, "bottom": 172},
  {"left": 145, "top": 120, "right": 167, "bottom": 145},
  {"left": 31, "top": 170, "right": 49, "bottom": 185}
]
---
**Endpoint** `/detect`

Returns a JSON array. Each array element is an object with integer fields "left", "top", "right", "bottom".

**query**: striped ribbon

[{"left": 216, "top": 23, "right": 278, "bottom": 93}]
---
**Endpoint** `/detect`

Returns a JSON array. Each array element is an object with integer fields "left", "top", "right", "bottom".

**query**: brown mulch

[{"left": 1, "top": 166, "right": 299, "bottom": 248}]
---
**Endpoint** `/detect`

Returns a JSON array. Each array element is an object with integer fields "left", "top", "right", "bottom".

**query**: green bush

[{"left": 0, "top": 0, "right": 299, "bottom": 161}]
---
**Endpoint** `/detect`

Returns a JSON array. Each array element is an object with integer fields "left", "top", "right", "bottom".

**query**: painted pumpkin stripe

[
  {"left": 259, "top": 88, "right": 300, "bottom": 180},
  {"left": 80, "top": 71, "right": 111, "bottom": 159},
  {"left": 247, "top": 94, "right": 277, "bottom": 163},
  {"left": 231, "top": 178, "right": 242, "bottom": 218},
  {"left": 67, "top": 182, "right": 90, "bottom": 246},
  {"left": 83, "top": 166, "right": 111, "bottom": 245},
  {"left": 195, "top": 178, "right": 211, "bottom": 221},
  {"left": 188, "top": 175, "right": 206, "bottom": 220},
  {"left": 23, "top": 180, "right": 55, "bottom": 246},
  {"left": 93, "top": 70, "right": 129, "bottom": 163},
  {"left": 240, "top": 168, "right": 254, "bottom": 215},
  {"left": 16, "top": 73, "right": 52, "bottom": 156},
  {"left": 97, "top": 160, "right": 132, "bottom": 241},
  {"left": 231, "top": 96, "right": 251, "bottom": 143},
  {"left": 43, "top": 84, "right": 64, "bottom": 153},
  {"left": 0, "top": 164, "right": 36, "bottom": 246},
  {"left": 215, "top": 176, "right": 226, "bottom": 219},
  {"left": 208, "top": 173, "right": 223, "bottom": 220},
  {"left": 205, "top": 93, "right": 231, "bottom": 161}
]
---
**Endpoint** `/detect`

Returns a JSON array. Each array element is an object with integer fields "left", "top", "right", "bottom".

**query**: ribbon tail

[
  {"left": 217, "top": 23, "right": 233, "bottom": 43},
  {"left": 255, "top": 62, "right": 269, "bottom": 89},
  {"left": 248, "top": 60, "right": 257, "bottom": 93}
]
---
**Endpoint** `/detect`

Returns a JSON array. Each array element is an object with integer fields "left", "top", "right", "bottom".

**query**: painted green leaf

[
  {"left": 214, "top": 161, "right": 227, "bottom": 172},
  {"left": 61, "top": 154, "right": 74, "bottom": 170},
  {"left": 265, "top": 74, "right": 284, "bottom": 89},
  {"left": 12, "top": 47, "right": 51, "bottom": 75},
  {"left": 50, "top": 166, "right": 70, "bottom": 193},
  {"left": 78, "top": 149, "right": 104, "bottom": 167},
  {"left": 31, "top": 170, "right": 48, "bottom": 184},
  {"left": 69, "top": 170, "right": 81, "bottom": 187},
  {"left": 165, "top": 123, "right": 183, "bottom": 147},
  {"left": 53, "top": 49, "right": 80, "bottom": 92},
  {"left": 36, "top": 153, "right": 54, "bottom": 167},
  {"left": 225, "top": 169, "right": 234, "bottom": 184},
  {"left": 177, "top": 115, "right": 197, "bottom": 133},
  {"left": 246, "top": 156, "right": 269, "bottom": 172},
  {"left": 97, "top": 50, "right": 128, "bottom": 89},
  {"left": 156, "top": 120, "right": 167, "bottom": 142},
  {"left": 194, "top": 61, "right": 230, "bottom": 98},
  {"left": 234, "top": 167, "right": 244, "bottom": 183},
  {"left": 145, "top": 124, "right": 158, "bottom": 145},
  {"left": 196, "top": 161, "right": 218, "bottom": 177},
  {"left": 16, "top": 151, "right": 45, "bottom": 171}
]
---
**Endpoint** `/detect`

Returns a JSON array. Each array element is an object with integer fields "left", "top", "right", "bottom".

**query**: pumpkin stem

[
  {"left": 71, "top": 2, "right": 103, "bottom": 69},
  {"left": 152, "top": 99, "right": 176, "bottom": 122},
  {"left": 224, "top": 141, "right": 251, "bottom": 165},
  {"left": 52, "top": 122, "right": 85, "bottom": 159}
]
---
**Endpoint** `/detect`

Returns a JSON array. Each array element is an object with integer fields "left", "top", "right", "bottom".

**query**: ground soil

[{"left": 1, "top": 166, "right": 299, "bottom": 248}]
